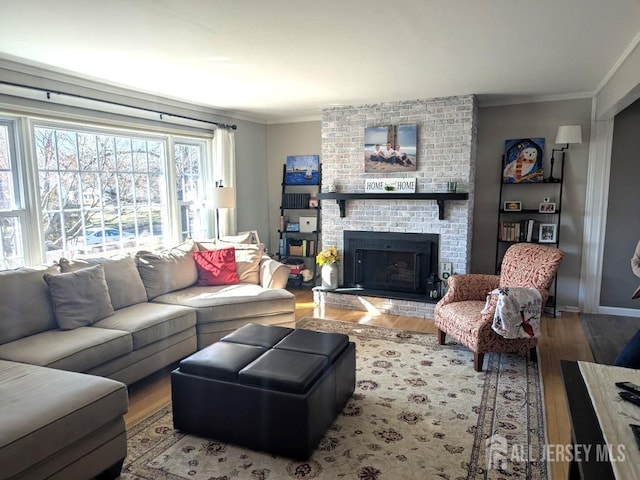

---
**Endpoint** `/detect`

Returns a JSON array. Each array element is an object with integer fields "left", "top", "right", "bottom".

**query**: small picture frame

[
  {"left": 539, "top": 224, "right": 557, "bottom": 243},
  {"left": 504, "top": 201, "right": 522, "bottom": 211},
  {"left": 539, "top": 202, "right": 556, "bottom": 213},
  {"left": 285, "top": 222, "right": 300, "bottom": 232}
]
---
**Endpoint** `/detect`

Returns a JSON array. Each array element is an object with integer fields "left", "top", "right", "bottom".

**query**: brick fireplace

[{"left": 315, "top": 96, "right": 478, "bottom": 318}]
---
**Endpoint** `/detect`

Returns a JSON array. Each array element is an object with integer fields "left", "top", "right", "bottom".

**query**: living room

[{"left": 1, "top": 2, "right": 640, "bottom": 479}]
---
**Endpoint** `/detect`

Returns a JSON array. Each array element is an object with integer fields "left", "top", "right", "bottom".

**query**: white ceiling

[{"left": 1, "top": 0, "right": 639, "bottom": 123}]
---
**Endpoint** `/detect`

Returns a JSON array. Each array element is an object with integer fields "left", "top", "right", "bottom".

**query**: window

[
  {"left": 0, "top": 119, "right": 26, "bottom": 269},
  {"left": 175, "top": 140, "right": 207, "bottom": 240},
  {"left": 35, "top": 125, "right": 169, "bottom": 260}
]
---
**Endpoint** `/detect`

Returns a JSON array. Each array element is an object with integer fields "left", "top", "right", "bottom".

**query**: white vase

[{"left": 321, "top": 264, "right": 338, "bottom": 290}]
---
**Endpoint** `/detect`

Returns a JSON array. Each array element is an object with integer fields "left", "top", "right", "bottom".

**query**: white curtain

[{"left": 212, "top": 128, "right": 237, "bottom": 237}]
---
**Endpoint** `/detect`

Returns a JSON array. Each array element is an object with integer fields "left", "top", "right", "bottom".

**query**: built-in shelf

[{"left": 317, "top": 192, "right": 469, "bottom": 219}]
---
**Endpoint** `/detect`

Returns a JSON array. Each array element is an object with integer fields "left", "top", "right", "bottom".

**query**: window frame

[
  {"left": 0, "top": 116, "right": 29, "bottom": 268},
  {"left": 0, "top": 113, "right": 215, "bottom": 268}
]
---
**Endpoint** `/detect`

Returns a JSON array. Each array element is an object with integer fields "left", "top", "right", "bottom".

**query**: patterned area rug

[{"left": 121, "top": 318, "right": 547, "bottom": 480}]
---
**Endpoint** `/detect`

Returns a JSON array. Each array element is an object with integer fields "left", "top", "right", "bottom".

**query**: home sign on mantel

[{"left": 365, "top": 177, "right": 417, "bottom": 193}]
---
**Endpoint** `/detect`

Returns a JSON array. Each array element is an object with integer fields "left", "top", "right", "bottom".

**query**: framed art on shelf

[
  {"left": 285, "top": 155, "right": 320, "bottom": 185},
  {"left": 539, "top": 223, "right": 557, "bottom": 243},
  {"left": 539, "top": 202, "right": 557, "bottom": 213},
  {"left": 503, "top": 137, "right": 545, "bottom": 184},
  {"left": 503, "top": 201, "right": 522, "bottom": 211}
]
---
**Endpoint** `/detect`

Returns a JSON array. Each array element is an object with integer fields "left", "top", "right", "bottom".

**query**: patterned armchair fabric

[{"left": 434, "top": 243, "right": 564, "bottom": 371}]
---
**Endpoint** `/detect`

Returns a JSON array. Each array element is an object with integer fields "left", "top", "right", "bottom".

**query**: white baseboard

[{"left": 596, "top": 306, "right": 640, "bottom": 318}]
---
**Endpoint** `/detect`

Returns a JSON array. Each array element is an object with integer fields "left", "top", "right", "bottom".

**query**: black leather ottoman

[{"left": 171, "top": 323, "right": 356, "bottom": 459}]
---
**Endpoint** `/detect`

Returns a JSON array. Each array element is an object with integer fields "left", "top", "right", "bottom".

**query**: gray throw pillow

[
  {"left": 135, "top": 240, "right": 198, "bottom": 300},
  {"left": 58, "top": 255, "right": 147, "bottom": 309},
  {"left": 44, "top": 264, "right": 115, "bottom": 330}
]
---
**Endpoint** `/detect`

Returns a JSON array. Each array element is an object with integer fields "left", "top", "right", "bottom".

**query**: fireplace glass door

[{"left": 355, "top": 249, "right": 421, "bottom": 293}]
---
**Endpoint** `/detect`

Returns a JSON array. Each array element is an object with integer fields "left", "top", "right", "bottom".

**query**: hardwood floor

[{"left": 125, "top": 288, "right": 595, "bottom": 480}]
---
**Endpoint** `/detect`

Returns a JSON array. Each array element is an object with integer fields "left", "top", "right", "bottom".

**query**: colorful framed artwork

[
  {"left": 365, "top": 124, "right": 417, "bottom": 173},
  {"left": 285, "top": 155, "right": 320, "bottom": 185},
  {"left": 503, "top": 138, "right": 545, "bottom": 184}
]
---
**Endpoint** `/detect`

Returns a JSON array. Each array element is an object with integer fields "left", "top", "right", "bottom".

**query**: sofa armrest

[
  {"left": 259, "top": 256, "right": 290, "bottom": 289},
  {"left": 438, "top": 274, "right": 500, "bottom": 306}
]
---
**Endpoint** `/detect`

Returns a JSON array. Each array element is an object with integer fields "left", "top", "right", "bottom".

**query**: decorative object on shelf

[
  {"left": 365, "top": 177, "right": 416, "bottom": 193},
  {"left": 538, "top": 202, "right": 556, "bottom": 213},
  {"left": 364, "top": 124, "right": 417, "bottom": 172},
  {"left": 545, "top": 125, "right": 582, "bottom": 183},
  {"left": 503, "top": 201, "right": 522, "bottom": 211},
  {"left": 210, "top": 180, "right": 236, "bottom": 239},
  {"left": 285, "top": 222, "right": 300, "bottom": 232},
  {"left": 446, "top": 181, "right": 457, "bottom": 193},
  {"left": 503, "top": 138, "right": 545, "bottom": 183},
  {"left": 327, "top": 182, "right": 338, "bottom": 192},
  {"left": 299, "top": 216, "right": 317, "bottom": 233},
  {"left": 539, "top": 223, "right": 557, "bottom": 243},
  {"left": 285, "top": 155, "right": 319, "bottom": 185},
  {"left": 316, "top": 247, "right": 339, "bottom": 290}
]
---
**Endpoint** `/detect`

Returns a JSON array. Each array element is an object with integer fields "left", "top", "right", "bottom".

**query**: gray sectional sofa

[{"left": 0, "top": 238, "right": 296, "bottom": 479}]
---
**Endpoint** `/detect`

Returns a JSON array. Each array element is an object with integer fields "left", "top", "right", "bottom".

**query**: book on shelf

[
  {"left": 499, "top": 219, "right": 539, "bottom": 242},
  {"left": 282, "top": 193, "right": 311, "bottom": 209}
]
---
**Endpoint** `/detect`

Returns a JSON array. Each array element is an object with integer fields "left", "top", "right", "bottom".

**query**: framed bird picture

[{"left": 503, "top": 138, "right": 545, "bottom": 183}]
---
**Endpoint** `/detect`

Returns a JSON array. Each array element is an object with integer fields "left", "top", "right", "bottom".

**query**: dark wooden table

[{"left": 560, "top": 360, "right": 616, "bottom": 480}]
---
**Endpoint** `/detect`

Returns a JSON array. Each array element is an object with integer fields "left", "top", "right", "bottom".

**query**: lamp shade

[
  {"left": 210, "top": 187, "right": 236, "bottom": 208},
  {"left": 555, "top": 125, "right": 582, "bottom": 144}
]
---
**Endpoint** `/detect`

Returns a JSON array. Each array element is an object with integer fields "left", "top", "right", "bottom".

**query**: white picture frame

[
  {"left": 538, "top": 202, "right": 556, "bottom": 213},
  {"left": 539, "top": 224, "right": 557, "bottom": 243}
]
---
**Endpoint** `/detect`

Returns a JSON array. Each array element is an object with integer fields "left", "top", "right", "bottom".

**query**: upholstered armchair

[{"left": 434, "top": 243, "right": 564, "bottom": 371}]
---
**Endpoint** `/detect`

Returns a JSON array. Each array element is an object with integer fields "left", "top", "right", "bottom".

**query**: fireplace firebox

[{"left": 343, "top": 231, "right": 439, "bottom": 300}]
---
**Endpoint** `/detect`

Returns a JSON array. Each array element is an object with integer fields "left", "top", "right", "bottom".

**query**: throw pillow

[
  {"left": 43, "top": 264, "right": 115, "bottom": 330},
  {"left": 136, "top": 240, "right": 198, "bottom": 300},
  {"left": 0, "top": 264, "right": 60, "bottom": 344},
  {"left": 197, "top": 240, "right": 265, "bottom": 284},
  {"left": 58, "top": 255, "right": 147, "bottom": 310},
  {"left": 232, "top": 243, "right": 265, "bottom": 284},
  {"left": 193, "top": 248, "right": 239, "bottom": 286}
]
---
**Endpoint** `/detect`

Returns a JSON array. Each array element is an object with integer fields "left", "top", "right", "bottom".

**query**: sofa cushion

[
  {"left": 136, "top": 240, "right": 198, "bottom": 300},
  {"left": 0, "top": 327, "right": 132, "bottom": 372},
  {"left": 193, "top": 248, "right": 239, "bottom": 286},
  {"left": 59, "top": 255, "right": 148, "bottom": 309},
  {"left": 153, "top": 283, "right": 295, "bottom": 323},
  {"left": 0, "top": 264, "right": 59, "bottom": 344},
  {"left": 44, "top": 264, "right": 115, "bottom": 330},
  {"left": 0, "top": 359, "right": 128, "bottom": 480},
  {"left": 93, "top": 302, "right": 197, "bottom": 350}
]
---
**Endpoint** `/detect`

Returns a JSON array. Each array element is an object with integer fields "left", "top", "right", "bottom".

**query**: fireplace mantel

[{"left": 317, "top": 192, "right": 469, "bottom": 220}]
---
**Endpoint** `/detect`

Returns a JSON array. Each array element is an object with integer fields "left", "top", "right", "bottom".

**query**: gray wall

[
  {"left": 471, "top": 99, "right": 592, "bottom": 310},
  {"left": 601, "top": 99, "right": 640, "bottom": 307},
  {"left": 266, "top": 121, "right": 321, "bottom": 257},
  {"left": 265, "top": 99, "right": 593, "bottom": 311}
]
